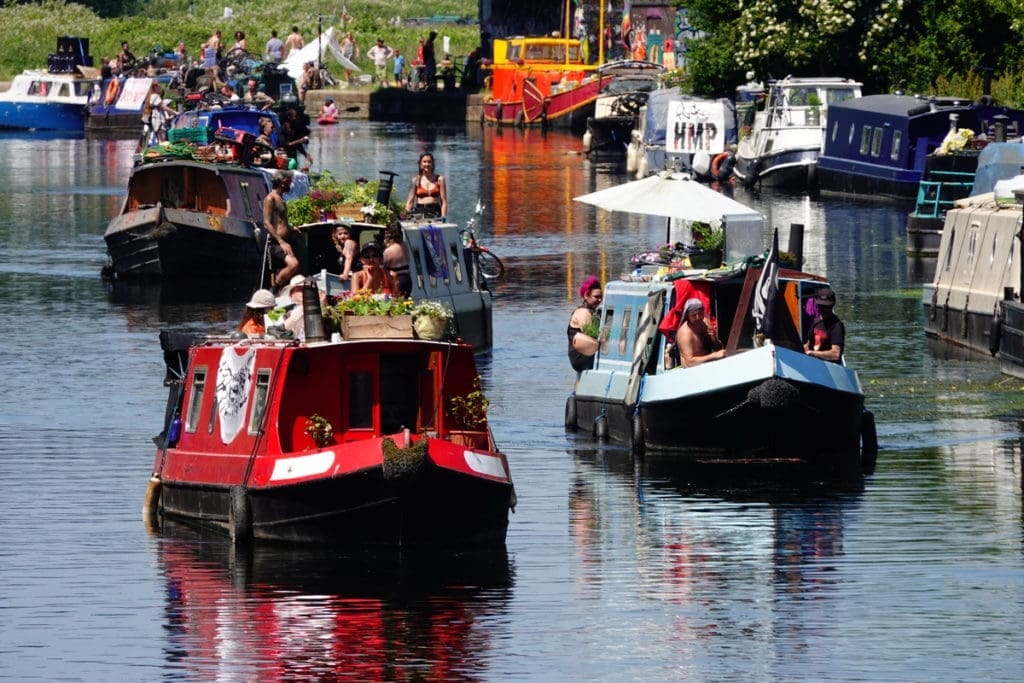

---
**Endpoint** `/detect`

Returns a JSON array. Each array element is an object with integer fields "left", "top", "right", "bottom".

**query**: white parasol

[{"left": 574, "top": 171, "right": 761, "bottom": 244}]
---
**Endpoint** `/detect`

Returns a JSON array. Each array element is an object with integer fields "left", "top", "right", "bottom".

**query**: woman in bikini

[
  {"left": 405, "top": 152, "right": 448, "bottom": 219},
  {"left": 350, "top": 242, "right": 394, "bottom": 294}
]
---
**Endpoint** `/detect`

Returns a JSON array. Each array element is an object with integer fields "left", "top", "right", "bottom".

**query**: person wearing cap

[
  {"left": 350, "top": 242, "right": 394, "bottom": 294},
  {"left": 366, "top": 38, "right": 394, "bottom": 86},
  {"left": 804, "top": 287, "right": 845, "bottom": 363},
  {"left": 238, "top": 289, "right": 276, "bottom": 337},
  {"left": 675, "top": 298, "right": 725, "bottom": 368}
]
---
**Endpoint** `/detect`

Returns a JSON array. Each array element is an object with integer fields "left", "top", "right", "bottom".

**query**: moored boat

[
  {"left": 145, "top": 313, "right": 514, "bottom": 546},
  {"left": 818, "top": 93, "right": 1024, "bottom": 201},
  {"left": 583, "top": 59, "right": 664, "bottom": 159},
  {"left": 922, "top": 181, "right": 1024, "bottom": 378},
  {"left": 0, "top": 37, "right": 99, "bottom": 131},
  {"left": 733, "top": 76, "right": 862, "bottom": 190}
]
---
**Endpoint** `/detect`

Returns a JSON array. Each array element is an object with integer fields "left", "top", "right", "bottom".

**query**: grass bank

[{"left": 0, "top": 0, "right": 480, "bottom": 81}]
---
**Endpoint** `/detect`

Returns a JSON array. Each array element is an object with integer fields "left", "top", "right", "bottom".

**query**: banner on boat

[{"left": 665, "top": 100, "right": 726, "bottom": 155}]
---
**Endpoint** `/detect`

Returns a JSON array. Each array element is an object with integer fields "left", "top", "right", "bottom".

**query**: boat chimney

[
  {"left": 787, "top": 223, "right": 804, "bottom": 271},
  {"left": 948, "top": 112, "right": 959, "bottom": 132},
  {"left": 302, "top": 281, "right": 327, "bottom": 342},
  {"left": 994, "top": 115, "right": 1008, "bottom": 143}
]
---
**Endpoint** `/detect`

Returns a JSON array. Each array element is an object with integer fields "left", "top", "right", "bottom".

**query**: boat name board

[
  {"left": 269, "top": 451, "right": 335, "bottom": 482},
  {"left": 666, "top": 100, "right": 727, "bottom": 154}
]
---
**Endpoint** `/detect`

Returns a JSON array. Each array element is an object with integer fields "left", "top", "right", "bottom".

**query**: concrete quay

[{"left": 304, "top": 88, "right": 486, "bottom": 124}]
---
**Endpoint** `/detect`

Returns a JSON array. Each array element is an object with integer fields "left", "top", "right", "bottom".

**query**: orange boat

[{"left": 482, "top": 2, "right": 605, "bottom": 130}]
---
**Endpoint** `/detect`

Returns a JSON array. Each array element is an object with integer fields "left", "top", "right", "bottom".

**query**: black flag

[{"left": 752, "top": 228, "right": 780, "bottom": 338}]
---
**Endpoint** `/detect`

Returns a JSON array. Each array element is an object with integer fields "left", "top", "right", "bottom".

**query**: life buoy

[
  {"left": 710, "top": 152, "right": 731, "bottom": 181},
  {"left": 104, "top": 78, "right": 120, "bottom": 105}
]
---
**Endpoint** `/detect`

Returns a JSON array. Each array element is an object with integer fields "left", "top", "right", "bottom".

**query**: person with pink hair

[{"left": 568, "top": 275, "right": 603, "bottom": 372}]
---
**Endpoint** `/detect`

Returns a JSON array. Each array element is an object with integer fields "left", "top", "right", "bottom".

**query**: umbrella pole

[{"left": 665, "top": 217, "right": 671, "bottom": 245}]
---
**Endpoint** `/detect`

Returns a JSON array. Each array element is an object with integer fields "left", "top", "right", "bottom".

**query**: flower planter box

[
  {"left": 332, "top": 202, "right": 368, "bottom": 221},
  {"left": 448, "top": 430, "right": 489, "bottom": 449},
  {"left": 341, "top": 314, "right": 414, "bottom": 339}
]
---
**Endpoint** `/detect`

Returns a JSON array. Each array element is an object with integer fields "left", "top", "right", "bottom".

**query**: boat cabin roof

[
  {"left": 490, "top": 36, "right": 592, "bottom": 68},
  {"left": 166, "top": 106, "right": 282, "bottom": 140}
]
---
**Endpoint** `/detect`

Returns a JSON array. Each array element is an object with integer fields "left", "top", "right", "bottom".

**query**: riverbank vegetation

[{"left": 2, "top": 0, "right": 1024, "bottom": 105}]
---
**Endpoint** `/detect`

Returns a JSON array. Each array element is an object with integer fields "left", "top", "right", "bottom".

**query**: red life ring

[
  {"left": 104, "top": 79, "right": 120, "bottom": 105},
  {"left": 709, "top": 151, "right": 731, "bottom": 178}
]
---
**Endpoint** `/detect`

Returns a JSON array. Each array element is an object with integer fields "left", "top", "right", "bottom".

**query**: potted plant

[
  {"left": 689, "top": 221, "right": 724, "bottom": 269},
  {"left": 450, "top": 378, "right": 490, "bottom": 430},
  {"left": 805, "top": 92, "right": 822, "bottom": 126},
  {"left": 304, "top": 413, "right": 334, "bottom": 448},
  {"left": 323, "top": 292, "right": 415, "bottom": 338},
  {"left": 287, "top": 171, "right": 402, "bottom": 226},
  {"left": 411, "top": 300, "right": 452, "bottom": 340}
]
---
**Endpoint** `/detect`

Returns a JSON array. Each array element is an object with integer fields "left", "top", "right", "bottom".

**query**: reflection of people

[
  {"left": 405, "top": 152, "right": 447, "bottom": 218},
  {"left": 676, "top": 298, "right": 724, "bottom": 367},
  {"left": 350, "top": 243, "right": 394, "bottom": 293},
  {"left": 568, "top": 275, "right": 603, "bottom": 372},
  {"left": 804, "top": 287, "right": 844, "bottom": 363},
  {"left": 238, "top": 289, "right": 276, "bottom": 337},
  {"left": 264, "top": 172, "right": 302, "bottom": 289},
  {"left": 383, "top": 223, "right": 411, "bottom": 296}
]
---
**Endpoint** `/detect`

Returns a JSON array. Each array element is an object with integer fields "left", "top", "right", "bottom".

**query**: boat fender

[
  {"left": 104, "top": 78, "right": 120, "bottom": 105},
  {"left": 636, "top": 153, "right": 648, "bottom": 179},
  {"left": 495, "top": 101, "right": 504, "bottom": 126},
  {"left": 565, "top": 394, "right": 578, "bottom": 428},
  {"left": 582, "top": 130, "right": 592, "bottom": 154},
  {"left": 743, "top": 159, "right": 761, "bottom": 188},
  {"left": 593, "top": 413, "right": 609, "bottom": 440},
  {"left": 142, "top": 475, "right": 161, "bottom": 527},
  {"left": 860, "top": 410, "right": 878, "bottom": 474},
  {"left": 229, "top": 486, "right": 252, "bottom": 544},
  {"left": 626, "top": 142, "right": 638, "bottom": 174},
  {"left": 692, "top": 150, "right": 711, "bottom": 177},
  {"left": 630, "top": 412, "right": 645, "bottom": 454},
  {"left": 989, "top": 312, "right": 1002, "bottom": 356},
  {"left": 710, "top": 152, "right": 732, "bottom": 182}
]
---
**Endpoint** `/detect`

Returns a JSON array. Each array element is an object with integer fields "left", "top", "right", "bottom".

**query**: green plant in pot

[{"left": 689, "top": 221, "right": 724, "bottom": 269}]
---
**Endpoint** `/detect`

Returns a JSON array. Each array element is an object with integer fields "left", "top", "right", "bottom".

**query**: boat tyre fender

[
  {"left": 710, "top": 152, "right": 731, "bottom": 182},
  {"left": 104, "top": 78, "right": 120, "bottom": 105},
  {"left": 626, "top": 142, "right": 638, "bottom": 174},
  {"left": 593, "top": 413, "right": 609, "bottom": 440},
  {"left": 630, "top": 412, "right": 645, "bottom": 454},
  {"left": 989, "top": 312, "right": 1002, "bottom": 356},
  {"left": 743, "top": 159, "right": 761, "bottom": 188},
  {"left": 229, "top": 485, "right": 252, "bottom": 544},
  {"left": 636, "top": 153, "right": 648, "bottom": 179},
  {"left": 582, "top": 130, "right": 592, "bottom": 155},
  {"left": 860, "top": 410, "right": 878, "bottom": 474},
  {"left": 565, "top": 394, "right": 578, "bottom": 428}
]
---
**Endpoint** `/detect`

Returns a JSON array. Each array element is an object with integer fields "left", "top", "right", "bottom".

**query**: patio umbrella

[{"left": 574, "top": 171, "right": 761, "bottom": 243}]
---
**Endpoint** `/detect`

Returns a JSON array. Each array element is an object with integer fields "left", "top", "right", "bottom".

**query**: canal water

[{"left": 0, "top": 123, "right": 1021, "bottom": 681}]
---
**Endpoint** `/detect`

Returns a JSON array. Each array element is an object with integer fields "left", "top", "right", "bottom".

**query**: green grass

[{"left": 0, "top": 0, "right": 480, "bottom": 81}]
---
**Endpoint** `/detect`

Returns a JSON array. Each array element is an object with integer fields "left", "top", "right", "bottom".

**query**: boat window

[
  {"left": 618, "top": 306, "right": 632, "bottom": 356},
  {"left": 75, "top": 81, "right": 92, "bottom": 96},
  {"left": 600, "top": 306, "right": 614, "bottom": 355},
  {"left": 184, "top": 367, "right": 207, "bottom": 433},
  {"left": 27, "top": 80, "right": 41, "bottom": 95},
  {"left": 247, "top": 370, "right": 271, "bottom": 435},
  {"left": 870, "top": 127, "right": 884, "bottom": 157},
  {"left": 348, "top": 371, "right": 374, "bottom": 428},
  {"left": 829, "top": 120, "right": 837, "bottom": 143},
  {"left": 967, "top": 225, "right": 979, "bottom": 261},
  {"left": 847, "top": 123, "right": 855, "bottom": 145},
  {"left": 410, "top": 244, "right": 425, "bottom": 292},
  {"left": 1008, "top": 232, "right": 1016, "bottom": 272},
  {"left": 507, "top": 45, "right": 521, "bottom": 60},
  {"left": 991, "top": 233, "right": 998, "bottom": 266},
  {"left": 57, "top": 83, "right": 70, "bottom": 98},
  {"left": 449, "top": 242, "right": 464, "bottom": 284},
  {"left": 890, "top": 130, "right": 902, "bottom": 161},
  {"left": 380, "top": 354, "right": 420, "bottom": 434},
  {"left": 859, "top": 126, "right": 871, "bottom": 155},
  {"left": 826, "top": 88, "right": 858, "bottom": 104},
  {"left": 207, "top": 395, "right": 218, "bottom": 435}
]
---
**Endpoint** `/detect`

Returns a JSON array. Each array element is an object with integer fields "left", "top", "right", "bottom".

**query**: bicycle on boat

[{"left": 459, "top": 201, "right": 506, "bottom": 283}]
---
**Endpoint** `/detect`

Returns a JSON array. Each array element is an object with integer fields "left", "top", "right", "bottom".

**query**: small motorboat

[
  {"left": 0, "top": 37, "right": 99, "bottom": 131},
  {"left": 145, "top": 299, "right": 515, "bottom": 546}
]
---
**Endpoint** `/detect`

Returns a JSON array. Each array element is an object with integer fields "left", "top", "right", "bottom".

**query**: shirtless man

[
  {"left": 264, "top": 172, "right": 301, "bottom": 289},
  {"left": 284, "top": 25, "right": 304, "bottom": 59},
  {"left": 675, "top": 298, "right": 725, "bottom": 367}
]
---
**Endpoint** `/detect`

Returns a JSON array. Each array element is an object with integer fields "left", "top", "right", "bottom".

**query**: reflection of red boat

[
  {"left": 482, "top": 35, "right": 601, "bottom": 130},
  {"left": 146, "top": 309, "right": 515, "bottom": 546},
  {"left": 158, "top": 520, "right": 513, "bottom": 679}
]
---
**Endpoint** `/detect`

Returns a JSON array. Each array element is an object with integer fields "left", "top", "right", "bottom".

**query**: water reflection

[{"left": 157, "top": 522, "right": 514, "bottom": 680}]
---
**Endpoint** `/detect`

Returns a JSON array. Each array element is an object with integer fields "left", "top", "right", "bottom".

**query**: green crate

[{"left": 167, "top": 127, "right": 213, "bottom": 144}]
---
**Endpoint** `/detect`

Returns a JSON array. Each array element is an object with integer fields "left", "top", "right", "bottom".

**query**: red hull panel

[{"left": 483, "top": 78, "right": 600, "bottom": 128}]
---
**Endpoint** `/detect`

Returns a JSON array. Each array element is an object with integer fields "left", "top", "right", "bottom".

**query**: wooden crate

[{"left": 341, "top": 315, "right": 414, "bottom": 339}]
